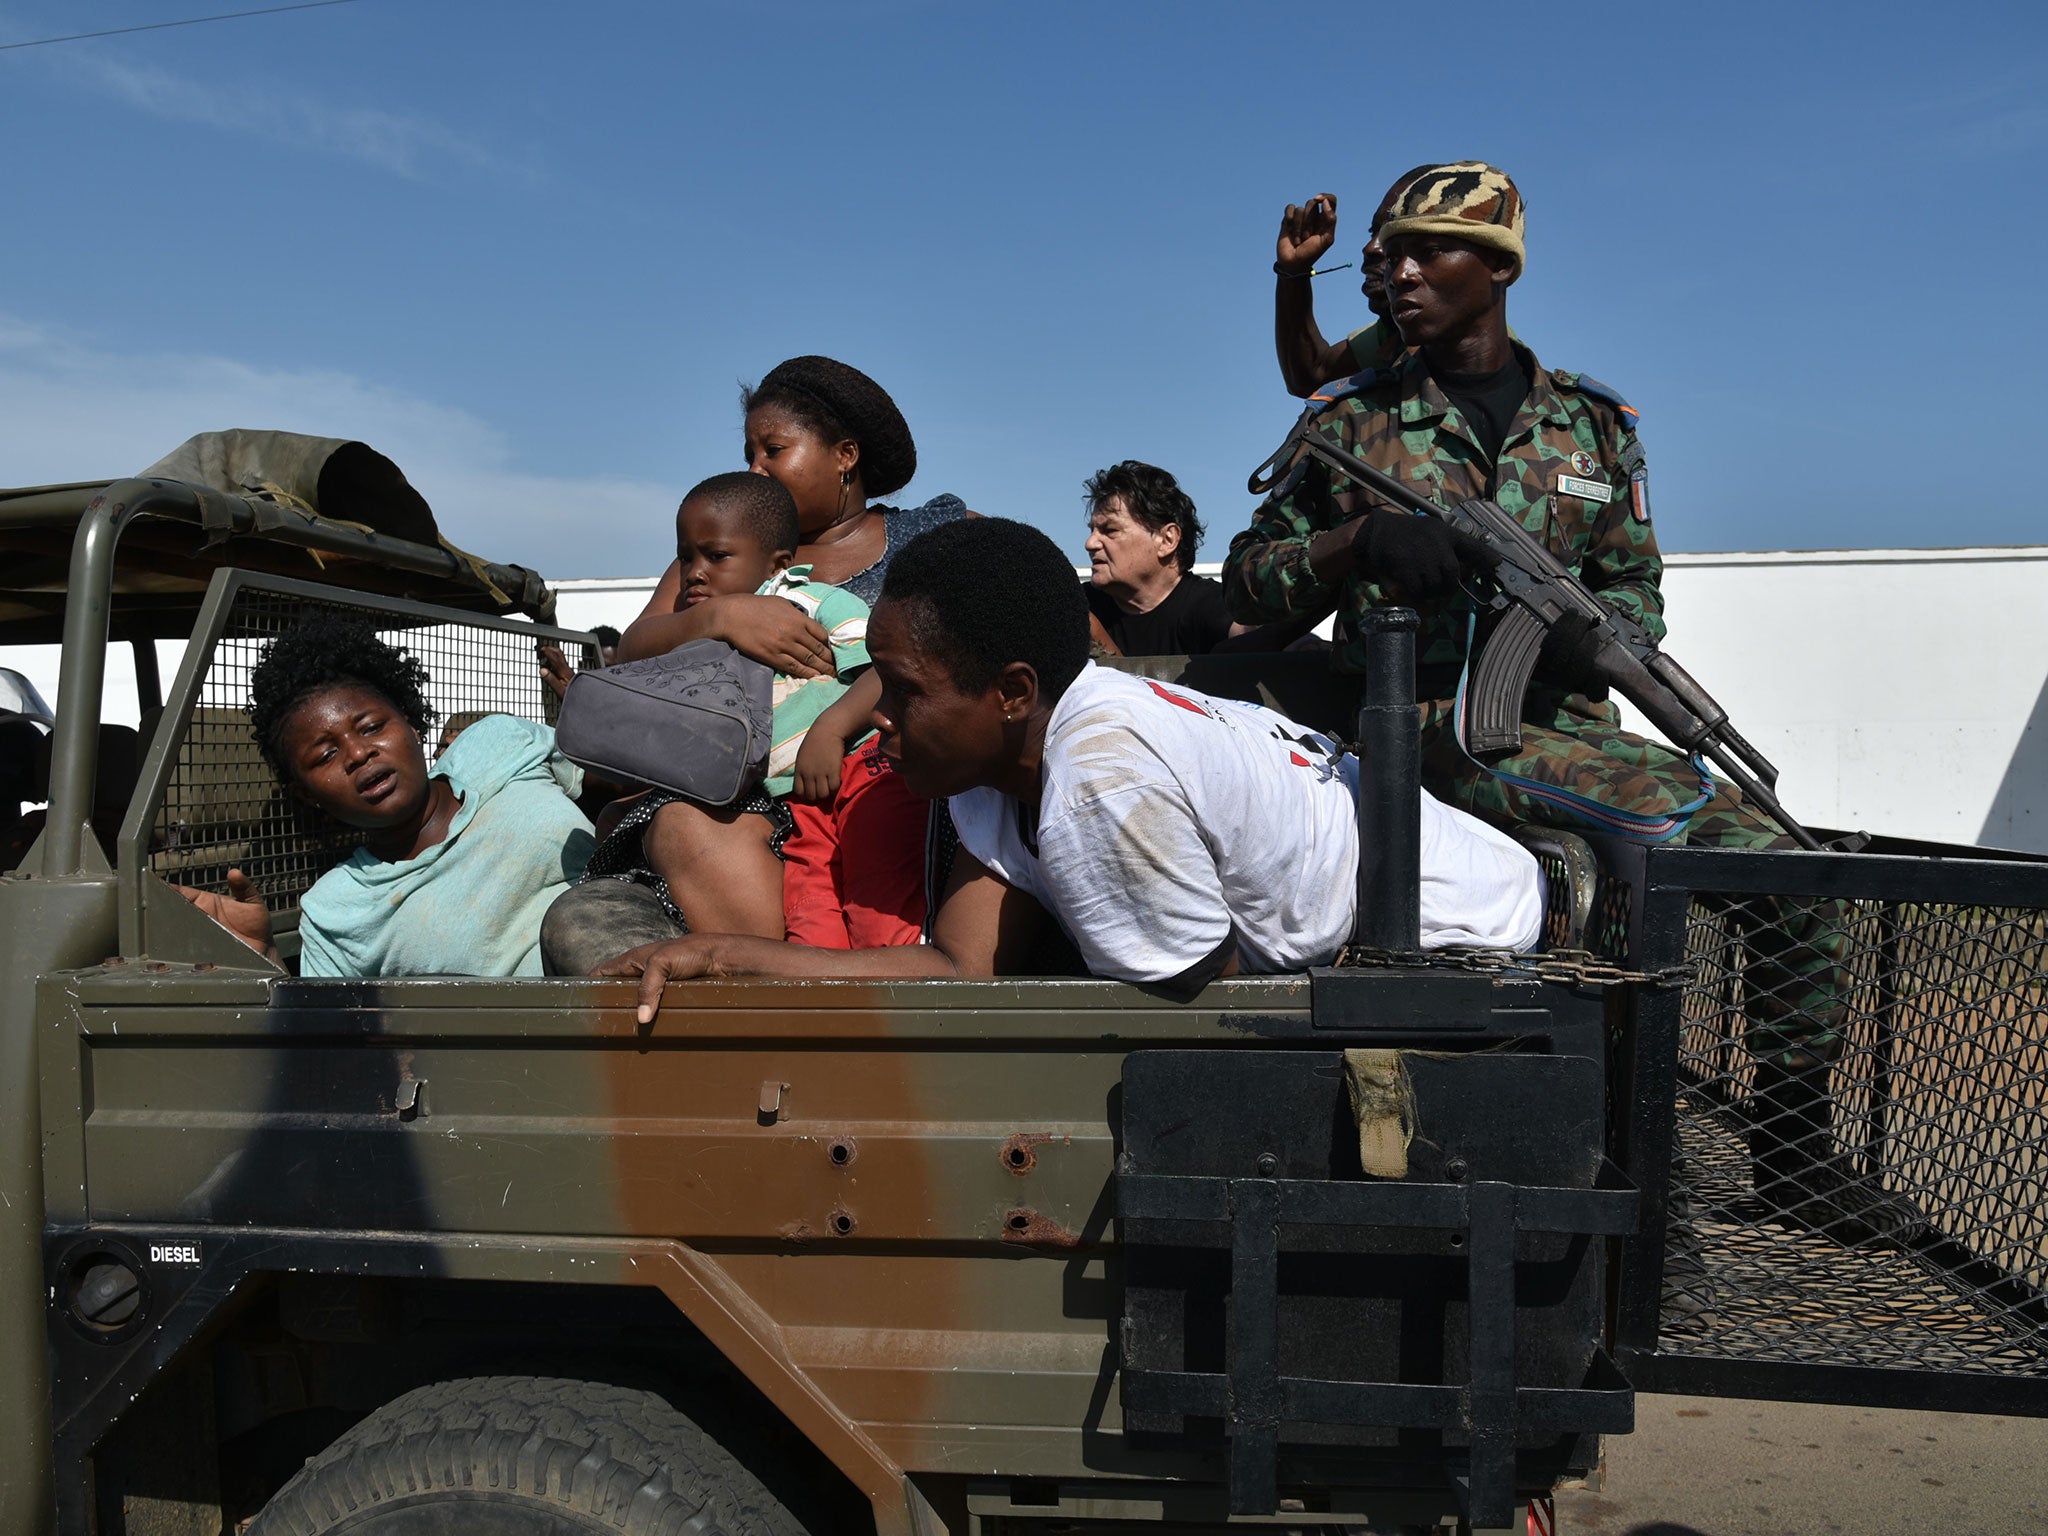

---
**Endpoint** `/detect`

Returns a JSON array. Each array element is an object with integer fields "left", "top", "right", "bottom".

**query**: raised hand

[{"left": 1276, "top": 193, "right": 1339, "bottom": 274}]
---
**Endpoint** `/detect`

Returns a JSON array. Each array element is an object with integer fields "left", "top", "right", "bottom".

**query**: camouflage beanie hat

[{"left": 1374, "top": 162, "right": 1526, "bottom": 281}]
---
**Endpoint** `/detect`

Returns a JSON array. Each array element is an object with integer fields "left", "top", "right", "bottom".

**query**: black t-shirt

[
  {"left": 1086, "top": 572, "right": 1234, "bottom": 657},
  {"left": 1436, "top": 351, "right": 1534, "bottom": 467}
]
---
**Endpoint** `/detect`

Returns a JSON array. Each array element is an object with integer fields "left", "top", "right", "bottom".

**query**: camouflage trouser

[{"left": 1417, "top": 693, "right": 1844, "bottom": 1056}]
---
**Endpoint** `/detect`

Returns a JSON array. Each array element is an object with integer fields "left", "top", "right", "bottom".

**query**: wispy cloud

[
  {"left": 0, "top": 316, "right": 672, "bottom": 576},
  {"left": 42, "top": 46, "right": 529, "bottom": 182}
]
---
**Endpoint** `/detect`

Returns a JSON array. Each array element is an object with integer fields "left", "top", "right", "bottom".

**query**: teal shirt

[
  {"left": 298, "top": 715, "right": 594, "bottom": 978},
  {"left": 756, "top": 565, "right": 873, "bottom": 797}
]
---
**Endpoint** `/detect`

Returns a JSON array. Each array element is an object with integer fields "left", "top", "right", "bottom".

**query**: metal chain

[{"left": 1338, "top": 944, "right": 1693, "bottom": 989}]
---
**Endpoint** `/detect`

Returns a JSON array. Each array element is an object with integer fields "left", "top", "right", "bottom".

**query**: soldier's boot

[{"left": 1748, "top": 1047, "right": 1927, "bottom": 1246}]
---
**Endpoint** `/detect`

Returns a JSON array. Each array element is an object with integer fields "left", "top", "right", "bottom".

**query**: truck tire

[{"left": 246, "top": 1375, "right": 815, "bottom": 1535}]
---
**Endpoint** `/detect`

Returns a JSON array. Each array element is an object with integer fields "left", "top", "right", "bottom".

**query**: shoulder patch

[
  {"left": 1306, "top": 367, "right": 1387, "bottom": 412},
  {"left": 1553, "top": 370, "right": 1639, "bottom": 429}
]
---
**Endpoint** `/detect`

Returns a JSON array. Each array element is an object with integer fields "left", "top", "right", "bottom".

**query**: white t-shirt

[{"left": 948, "top": 665, "right": 1542, "bottom": 983}]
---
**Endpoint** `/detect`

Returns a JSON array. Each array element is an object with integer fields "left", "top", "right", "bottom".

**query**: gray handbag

[{"left": 555, "top": 638, "right": 775, "bottom": 805}]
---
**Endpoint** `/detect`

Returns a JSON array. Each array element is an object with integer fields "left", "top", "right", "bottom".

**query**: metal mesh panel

[
  {"left": 1665, "top": 891, "right": 2048, "bottom": 1377},
  {"left": 1591, "top": 876, "right": 1632, "bottom": 961},
  {"left": 1528, "top": 849, "right": 1576, "bottom": 949},
  {"left": 148, "top": 584, "right": 593, "bottom": 924}
]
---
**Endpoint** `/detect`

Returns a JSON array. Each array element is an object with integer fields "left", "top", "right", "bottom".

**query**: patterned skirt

[{"left": 579, "top": 789, "right": 796, "bottom": 930}]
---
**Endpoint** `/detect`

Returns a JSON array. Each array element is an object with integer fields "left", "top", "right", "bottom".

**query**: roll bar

[{"left": 39, "top": 478, "right": 553, "bottom": 878}]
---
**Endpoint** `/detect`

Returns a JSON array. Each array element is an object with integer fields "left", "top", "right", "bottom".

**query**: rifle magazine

[{"left": 1463, "top": 604, "right": 1547, "bottom": 756}]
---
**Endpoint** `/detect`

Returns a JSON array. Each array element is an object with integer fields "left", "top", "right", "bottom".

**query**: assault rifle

[{"left": 1250, "top": 427, "right": 1823, "bottom": 850}]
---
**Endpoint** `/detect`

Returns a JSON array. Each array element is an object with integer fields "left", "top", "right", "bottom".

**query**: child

[{"left": 579, "top": 472, "right": 925, "bottom": 947}]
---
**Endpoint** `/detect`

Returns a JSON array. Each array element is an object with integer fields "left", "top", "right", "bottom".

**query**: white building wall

[
  {"left": 11, "top": 550, "right": 2046, "bottom": 853},
  {"left": 1630, "top": 549, "right": 2048, "bottom": 853},
  {"left": 550, "top": 578, "right": 667, "bottom": 640}
]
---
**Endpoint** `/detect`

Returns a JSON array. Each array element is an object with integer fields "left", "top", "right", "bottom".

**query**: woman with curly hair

[{"left": 191, "top": 614, "right": 594, "bottom": 976}]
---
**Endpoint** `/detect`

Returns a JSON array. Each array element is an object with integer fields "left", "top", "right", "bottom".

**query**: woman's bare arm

[
  {"left": 621, "top": 593, "right": 837, "bottom": 676},
  {"left": 594, "top": 852, "right": 1048, "bottom": 1022}
]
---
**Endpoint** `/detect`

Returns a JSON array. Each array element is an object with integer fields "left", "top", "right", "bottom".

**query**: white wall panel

[{"left": 1633, "top": 550, "right": 2048, "bottom": 851}]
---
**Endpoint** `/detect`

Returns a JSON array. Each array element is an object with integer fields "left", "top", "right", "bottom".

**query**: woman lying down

[{"left": 183, "top": 615, "right": 594, "bottom": 975}]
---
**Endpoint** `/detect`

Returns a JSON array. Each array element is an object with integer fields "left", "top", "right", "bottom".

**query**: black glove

[
  {"left": 1351, "top": 510, "right": 1469, "bottom": 601},
  {"left": 1534, "top": 610, "right": 1610, "bottom": 694}
]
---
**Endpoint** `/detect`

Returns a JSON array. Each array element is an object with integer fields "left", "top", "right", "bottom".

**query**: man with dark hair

[
  {"left": 589, "top": 624, "right": 622, "bottom": 667},
  {"left": 1081, "top": 461, "right": 1238, "bottom": 657},
  {"left": 598, "top": 518, "right": 1541, "bottom": 1017}
]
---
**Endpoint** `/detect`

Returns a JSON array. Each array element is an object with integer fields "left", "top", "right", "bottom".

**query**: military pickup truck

[{"left": 4, "top": 468, "right": 2044, "bottom": 1536}]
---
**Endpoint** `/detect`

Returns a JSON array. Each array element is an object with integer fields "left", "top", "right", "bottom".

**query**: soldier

[{"left": 1226, "top": 161, "right": 1924, "bottom": 1247}]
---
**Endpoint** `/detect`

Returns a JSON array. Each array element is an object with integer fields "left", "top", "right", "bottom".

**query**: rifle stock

[{"left": 1280, "top": 429, "right": 1823, "bottom": 850}]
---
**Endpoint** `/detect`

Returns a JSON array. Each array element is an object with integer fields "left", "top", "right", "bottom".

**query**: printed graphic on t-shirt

[{"left": 1142, "top": 680, "right": 1334, "bottom": 771}]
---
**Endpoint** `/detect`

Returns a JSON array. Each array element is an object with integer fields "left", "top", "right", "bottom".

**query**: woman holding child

[
  {"left": 574, "top": 472, "right": 885, "bottom": 941},
  {"left": 619, "top": 354, "right": 970, "bottom": 671},
  {"left": 539, "top": 356, "right": 968, "bottom": 974}
]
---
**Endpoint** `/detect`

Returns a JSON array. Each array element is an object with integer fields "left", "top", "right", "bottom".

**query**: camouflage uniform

[
  {"left": 1223, "top": 342, "right": 1840, "bottom": 1049},
  {"left": 1344, "top": 319, "right": 1403, "bottom": 375}
]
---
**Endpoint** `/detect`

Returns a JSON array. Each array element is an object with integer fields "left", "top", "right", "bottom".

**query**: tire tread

[{"left": 248, "top": 1375, "right": 811, "bottom": 1536}]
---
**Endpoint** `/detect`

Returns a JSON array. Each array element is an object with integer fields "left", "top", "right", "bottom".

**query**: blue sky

[{"left": 3, "top": 0, "right": 2044, "bottom": 580}]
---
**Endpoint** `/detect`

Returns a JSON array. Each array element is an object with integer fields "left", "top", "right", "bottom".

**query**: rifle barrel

[{"left": 1701, "top": 744, "right": 1823, "bottom": 851}]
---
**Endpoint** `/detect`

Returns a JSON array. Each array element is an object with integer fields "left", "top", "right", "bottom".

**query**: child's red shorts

[{"left": 782, "top": 739, "right": 928, "bottom": 949}]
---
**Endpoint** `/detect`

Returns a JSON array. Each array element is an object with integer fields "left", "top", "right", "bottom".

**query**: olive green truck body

[{"left": 5, "top": 480, "right": 2044, "bottom": 1535}]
